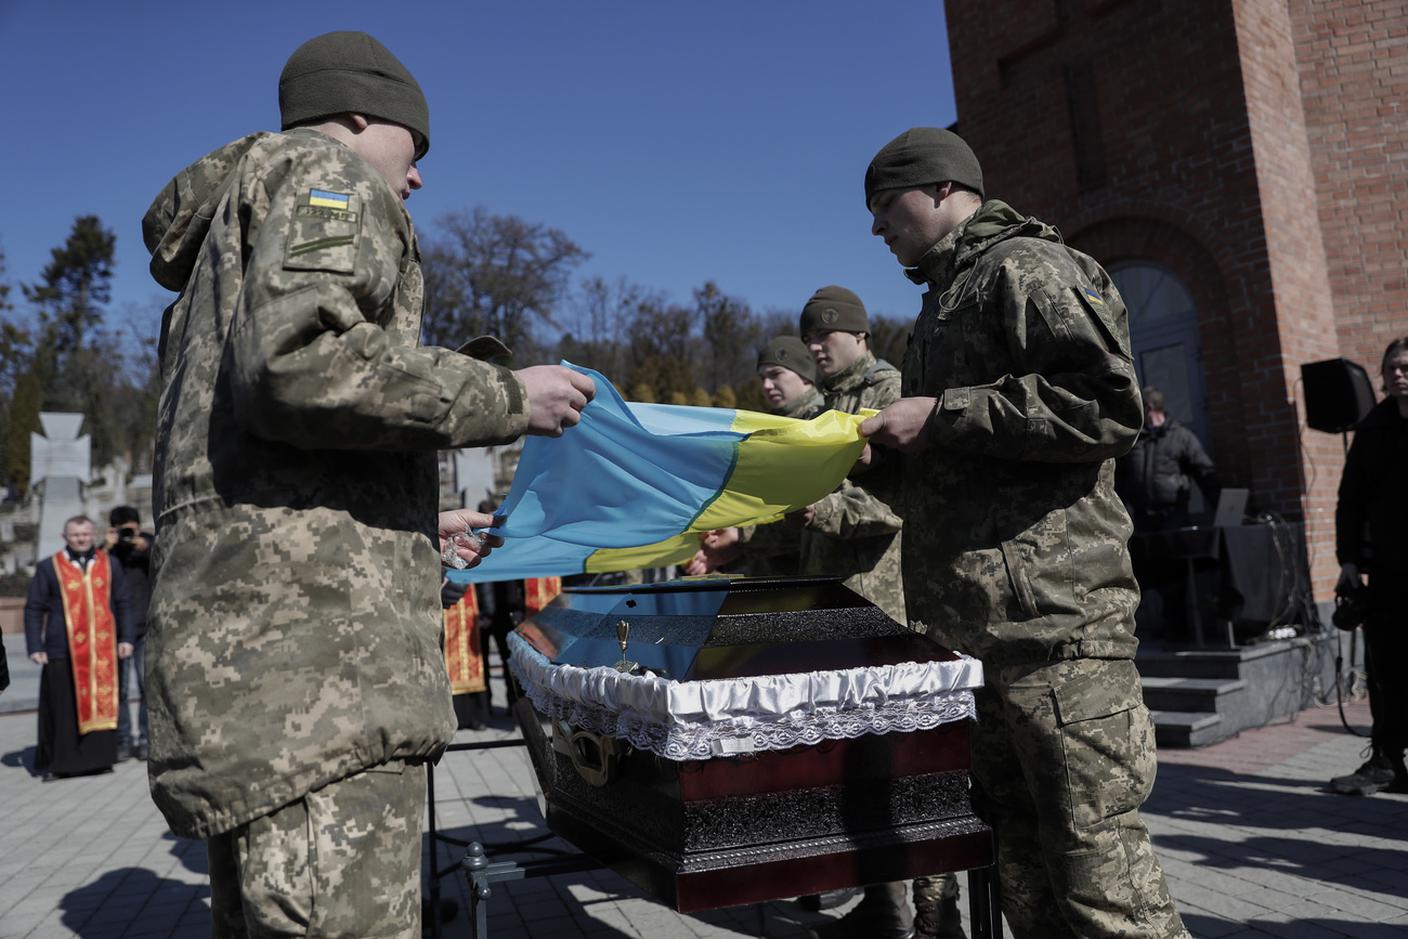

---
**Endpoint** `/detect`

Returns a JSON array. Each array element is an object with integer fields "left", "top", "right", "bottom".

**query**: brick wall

[
  {"left": 943, "top": 0, "right": 1365, "bottom": 598},
  {"left": 1292, "top": 0, "right": 1408, "bottom": 388},
  {"left": 1232, "top": 0, "right": 1344, "bottom": 594}
]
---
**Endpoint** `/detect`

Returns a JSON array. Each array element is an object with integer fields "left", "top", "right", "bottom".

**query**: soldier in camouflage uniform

[
  {"left": 801, "top": 288, "right": 961, "bottom": 939},
  {"left": 796, "top": 288, "right": 906, "bottom": 625},
  {"left": 142, "top": 31, "right": 593, "bottom": 937},
  {"left": 687, "top": 336, "right": 824, "bottom": 576},
  {"left": 859, "top": 127, "right": 1190, "bottom": 938}
]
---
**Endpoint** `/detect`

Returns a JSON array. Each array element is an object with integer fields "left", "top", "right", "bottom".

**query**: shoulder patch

[
  {"left": 1080, "top": 285, "right": 1104, "bottom": 306},
  {"left": 284, "top": 188, "right": 362, "bottom": 274}
]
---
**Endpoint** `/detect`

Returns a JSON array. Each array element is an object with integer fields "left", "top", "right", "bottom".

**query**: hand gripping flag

[{"left": 448, "top": 364, "right": 872, "bottom": 582}]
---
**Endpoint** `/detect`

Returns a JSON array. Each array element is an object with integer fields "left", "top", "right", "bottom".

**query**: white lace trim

[{"left": 507, "top": 630, "right": 982, "bottom": 761}]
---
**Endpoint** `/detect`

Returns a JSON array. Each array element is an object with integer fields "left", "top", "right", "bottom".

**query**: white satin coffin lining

[{"left": 507, "top": 630, "right": 983, "bottom": 761}]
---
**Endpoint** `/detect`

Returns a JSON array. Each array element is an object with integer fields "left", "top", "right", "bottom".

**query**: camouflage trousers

[
  {"left": 973, "top": 658, "right": 1189, "bottom": 939},
  {"left": 207, "top": 761, "right": 425, "bottom": 938}
]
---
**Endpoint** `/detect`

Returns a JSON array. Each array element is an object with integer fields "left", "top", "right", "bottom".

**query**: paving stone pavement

[{"left": 0, "top": 656, "right": 1402, "bottom": 938}]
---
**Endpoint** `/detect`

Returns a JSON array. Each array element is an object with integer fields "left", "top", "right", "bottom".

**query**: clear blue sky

[{"left": 0, "top": 1, "right": 955, "bottom": 345}]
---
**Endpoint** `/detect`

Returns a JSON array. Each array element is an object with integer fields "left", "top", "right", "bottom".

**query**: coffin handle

[{"left": 565, "top": 727, "right": 623, "bottom": 787}]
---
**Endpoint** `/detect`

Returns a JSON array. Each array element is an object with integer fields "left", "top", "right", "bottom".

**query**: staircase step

[
  {"left": 1135, "top": 649, "right": 1246, "bottom": 680},
  {"left": 1150, "top": 710, "right": 1226, "bottom": 748},
  {"left": 1141, "top": 676, "right": 1247, "bottom": 713}
]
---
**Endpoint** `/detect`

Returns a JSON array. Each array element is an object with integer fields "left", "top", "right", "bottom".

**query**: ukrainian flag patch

[
  {"left": 1081, "top": 285, "right": 1105, "bottom": 306},
  {"left": 308, "top": 188, "right": 351, "bottom": 209}
]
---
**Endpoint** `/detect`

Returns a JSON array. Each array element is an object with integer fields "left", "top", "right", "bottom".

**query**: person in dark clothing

[
  {"left": 105, "top": 505, "right": 153, "bottom": 761},
  {"left": 1116, "top": 386, "right": 1221, "bottom": 531},
  {"left": 26, "top": 515, "right": 135, "bottom": 780},
  {"left": 1330, "top": 336, "right": 1408, "bottom": 796},
  {"left": 474, "top": 500, "right": 521, "bottom": 714}
]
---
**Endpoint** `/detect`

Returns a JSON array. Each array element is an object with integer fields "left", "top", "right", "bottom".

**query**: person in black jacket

[
  {"left": 1331, "top": 336, "right": 1408, "bottom": 796},
  {"left": 1116, "top": 386, "right": 1221, "bottom": 531},
  {"left": 104, "top": 505, "right": 153, "bottom": 761}
]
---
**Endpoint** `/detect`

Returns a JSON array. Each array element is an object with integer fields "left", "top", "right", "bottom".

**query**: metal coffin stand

[{"left": 456, "top": 576, "right": 1001, "bottom": 936}]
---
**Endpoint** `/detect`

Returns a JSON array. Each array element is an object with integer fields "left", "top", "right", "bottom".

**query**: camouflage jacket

[
  {"left": 799, "top": 352, "right": 906, "bottom": 624},
  {"left": 142, "top": 129, "right": 529, "bottom": 838},
  {"left": 887, "top": 200, "right": 1143, "bottom": 666}
]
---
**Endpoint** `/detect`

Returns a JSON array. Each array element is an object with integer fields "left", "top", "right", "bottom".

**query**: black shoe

[
  {"left": 41, "top": 772, "right": 58, "bottom": 783},
  {"left": 116, "top": 742, "right": 132, "bottom": 763},
  {"left": 136, "top": 741, "right": 149, "bottom": 761},
  {"left": 1329, "top": 749, "right": 1396, "bottom": 796},
  {"left": 915, "top": 894, "right": 966, "bottom": 939}
]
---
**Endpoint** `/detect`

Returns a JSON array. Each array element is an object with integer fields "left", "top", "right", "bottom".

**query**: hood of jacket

[
  {"left": 909, "top": 199, "right": 1061, "bottom": 288},
  {"left": 142, "top": 132, "right": 278, "bottom": 292}
]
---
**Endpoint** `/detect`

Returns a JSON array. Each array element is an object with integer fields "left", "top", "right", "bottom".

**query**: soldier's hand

[
  {"left": 684, "top": 549, "right": 713, "bottom": 576},
  {"left": 701, "top": 528, "right": 741, "bottom": 552},
  {"left": 784, "top": 506, "right": 816, "bottom": 529},
  {"left": 438, "top": 509, "right": 504, "bottom": 570},
  {"left": 518, "top": 365, "right": 596, "bottom": 436},
  {"left": 686, "top": 528, "right": 741, "bottom": 574},
  {"left": 117, "top": 642, "right": 134, "bottom": 660},
  {"left": 1336, "top": 562, "right": 1364, "bottom": 593},
  {"left": 859, "top": 397, "right": 938, "bottom": 453}
]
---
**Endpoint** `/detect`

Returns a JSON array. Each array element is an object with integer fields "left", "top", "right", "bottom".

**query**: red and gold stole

[
  {"left": 54, "top": 550, "right": 119, "bottom": 734},
  {"left": 524, "top": 577, "right": 562, "bottom": 615},
  {"left": 442, "top": 588, "right": 486, "bottom": 695}
]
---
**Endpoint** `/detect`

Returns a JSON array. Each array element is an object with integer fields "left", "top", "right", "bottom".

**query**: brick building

[{"left": 944, "top": 0, "right": 1408, "bottom": 598}]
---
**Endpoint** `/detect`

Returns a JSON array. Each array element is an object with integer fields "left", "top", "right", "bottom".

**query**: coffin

[{"left": 507, "top": 575, "right": 991, "bottom": 913}]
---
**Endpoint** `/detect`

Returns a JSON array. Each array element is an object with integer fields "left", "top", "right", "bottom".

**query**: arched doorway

[{"left": 1110, "top": 261, "right": 1212, "bottom": 457}]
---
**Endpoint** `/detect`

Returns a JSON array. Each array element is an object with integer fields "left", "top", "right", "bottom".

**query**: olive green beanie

[
  {"left": 279, "top": 31, "right": 431, "bottom": 160},
  {"left": 799, "top": 285, "right": 869, "bottom": 337},
  {"left": 757, "top": 335, "right": 817, "bottom": 384},
  {"left": 864, "top": 127, "right": 983, "bottom": 208}
]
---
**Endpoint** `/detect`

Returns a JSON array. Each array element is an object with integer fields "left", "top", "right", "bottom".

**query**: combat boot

[
  {"left": 1329, "top": 746, "right": 1396, "bottom": 796},
  {"left": 914, "top": 892, "right": 966, "bottom": 939}
]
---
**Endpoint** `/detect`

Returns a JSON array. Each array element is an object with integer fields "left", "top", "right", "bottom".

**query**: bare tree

[{"left": 420, "top": 208, "right": 587, "bottom": 360}]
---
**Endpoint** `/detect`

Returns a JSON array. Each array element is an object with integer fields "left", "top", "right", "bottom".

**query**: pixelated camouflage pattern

[
  {"left": 800, "top": 352, "right": 907, "bottom": 624},
  {"left": 142, "top": 128, "right": 529, "bottom": 838},
  {"left": 891, "top": 200, "right": 1185, "bottom": 936},
  {"left": 896, "top": 200, "right": 1143, "bottom": 667},
  {"left": 973, "top": 659, "right": 1187, "bottom": 937},
  {"left": 208, "top": 761, "right": 424, "bottom": 938}
]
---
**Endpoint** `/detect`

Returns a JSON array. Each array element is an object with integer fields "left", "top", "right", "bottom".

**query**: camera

[
  {"left": 1331, "top": 584, "right": 1370, "bottom": 632},
  {"left": 117, "top": 528, "right": 135, "bottom": 544}
]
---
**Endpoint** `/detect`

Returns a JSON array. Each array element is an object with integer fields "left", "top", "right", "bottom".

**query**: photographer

[
  {"left": 1331, "top": 336, "right": 1408, "bottom": 795},
  {"left": 104, "top": 506, "right": 153, "bottom": 761}
]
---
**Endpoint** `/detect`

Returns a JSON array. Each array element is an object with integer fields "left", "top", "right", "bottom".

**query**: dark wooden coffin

[{"left": 508, "top": 575, "right": 991, "bottom": 913}]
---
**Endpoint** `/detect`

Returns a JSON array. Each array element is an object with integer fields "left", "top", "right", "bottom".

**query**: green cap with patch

[
  {"left": 799, "top": 285, "right": 869, "bottom": 337},
  {"left": 757, "top": 335, "right": 817, "bottom": 385},
  {"left": 279, "top": 31, "right": 431, "bottom": 160},
  {"left": 865, "top": 127, "right": 983, "bottom": 208}
]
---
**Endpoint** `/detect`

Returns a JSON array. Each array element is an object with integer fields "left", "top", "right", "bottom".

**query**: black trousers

[
  {"left": 1366, "top": 572, "right": 1408, "bottom": 757},
  {"left": 36, "top": 660, "right": 117, "bottom": 775}
]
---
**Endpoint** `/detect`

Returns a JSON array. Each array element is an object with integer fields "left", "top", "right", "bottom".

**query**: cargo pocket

[{"left": 1053, "top": 660, "right": 1153, "bottom": 830}]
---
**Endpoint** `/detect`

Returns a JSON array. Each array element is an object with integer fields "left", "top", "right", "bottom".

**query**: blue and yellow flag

[{"left": 448, "top": 364, "right": 871, "bottom": 582}]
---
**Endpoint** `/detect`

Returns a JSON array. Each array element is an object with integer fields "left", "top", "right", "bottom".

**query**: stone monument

[{"left": 30, "top": 412, "right": 91, "bottom": 561}]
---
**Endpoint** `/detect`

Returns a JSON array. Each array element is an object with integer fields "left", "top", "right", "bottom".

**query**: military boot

[
  {"left": 1329, "top": 746, "right": 1396, "bottom": 796},
  {"left": 914, "top": 893, "right": 966, "bottom": 939}
]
